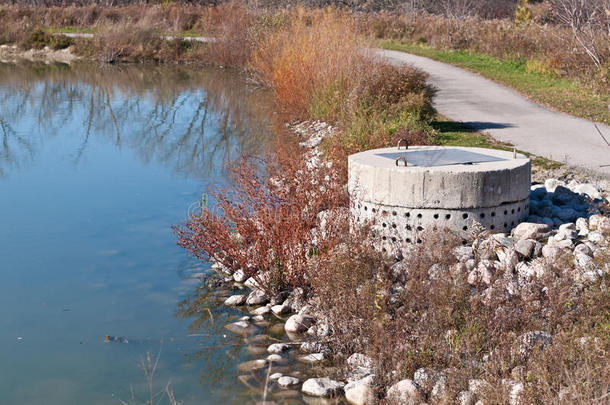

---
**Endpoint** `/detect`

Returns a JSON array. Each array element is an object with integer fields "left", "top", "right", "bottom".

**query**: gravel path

[{"left": 374, "top": 49, "right": 610, "bottom": 177}]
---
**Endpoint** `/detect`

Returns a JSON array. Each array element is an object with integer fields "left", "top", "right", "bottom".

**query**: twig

[{"left": 593, "top": 122, "right": 610, "bottom": 148}]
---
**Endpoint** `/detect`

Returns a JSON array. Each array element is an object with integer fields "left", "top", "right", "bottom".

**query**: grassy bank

[{"left": 380, "top": 40, "right": 610, "bottom": 125}]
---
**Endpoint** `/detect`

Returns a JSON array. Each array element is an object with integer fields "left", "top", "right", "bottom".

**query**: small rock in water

[
  {"left": 269, "top": 372, "right": 283, "bottom": 381},
  {"left": 225, "top": 321, "right": 257, "bottom": 335},
  {"left": 252, "top": 305, "right": 271, "bottom": 315},
  {"left": 247, "top": 289, "right": 270, "bottom": 306},
  {"left": 237, "top": 359, "right": 268, "bottom": 372},
  {"left": 277, "top": 376, "right": 300, "bottom": 388},
  {"left": 271, "top": 303, "right": 291, "bottom": 315},
  {"left": 267, "top": 343, "right": 292, "bottom": 354},
  {"left": 267, "top": 354, "right": 287, "bottom": 364},
  {"left": 301, "top": 378, "right": 344, "bottom": 397},
  {"left": 285, "top": 314, "right": 314, "bottom": 333},
  {"left": 224, "top": 294, "right": 246, "bottom": 306}
]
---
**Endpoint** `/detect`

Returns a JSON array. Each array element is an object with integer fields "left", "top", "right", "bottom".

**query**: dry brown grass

[
  {"left": 312, "top": 225, "right": 610, "bottom": 403},
  {"left": 358, "top": 11, "right": 610, "bottom": 89}
]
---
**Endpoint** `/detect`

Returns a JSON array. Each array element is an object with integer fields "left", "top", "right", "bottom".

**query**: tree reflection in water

[{"left": 0, "top": 61, "right": 277, "bottom": 179}]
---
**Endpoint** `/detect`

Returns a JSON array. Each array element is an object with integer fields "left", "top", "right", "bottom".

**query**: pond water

[{"left": 0, "top": 62, "right": 300, "bottom": 404}]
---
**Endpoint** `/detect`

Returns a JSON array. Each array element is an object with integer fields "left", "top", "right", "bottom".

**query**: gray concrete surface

[
  {"left": 374, "top": 49, "right": 610, "bottom": 177},
  {"left": 349, "top": 146, "right": 531, "bottom": 243}
]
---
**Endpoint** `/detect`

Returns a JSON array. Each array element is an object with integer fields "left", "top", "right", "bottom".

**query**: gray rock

[
  {"left": 544, "top": 179, "right": 565, "bottom": 193},
  {"left": 386, "top": 379, "right": 421, "bottom": 405},
  {"left": 247, "top": 289, "right": 269, "bottom": 306},
  {"left": 413, "top": 368, "right": 443, "bottom": 395},
  {"left": 233, "top": 269, "right": 247, "bottom": 283},
  {"left": 555, "top": 239, "right": 574, "bottom": 250},
  {"left": 277, "top": 376, "right": 300, "bottom": 388},
  {"left": 301, "top": 341, "right": 330, "bottom": 354},
  {"left": 588, "top": 231, "right": 604, "bottom": 244},
  {"left": 589, "top": 215, "right": 610, "bottom": 232},
  {"left": 345, "top": 374, "right": 375, "bottom": 391},
  {"left": 574, "top": 243, "right": 593, "bottom": 257},
  {"left": 285, "top": 314, "right": 314, "bottom": 333},
  {"left": 347, "top": 353, "right": 374, "bottom": 370},
  {"left": 553, "top": 185, "right": 578, "bottom": 206},
  {"left": 576, "top": 217, "right": 589, "bottom": 235},
  {"left": 267, "top": 343, "right": 292, "bottom": 354},
  {"left": 515, "top": 239, "right": 538, "bottom": 258},
  {"left": 269, "top": 372, "right": 283, "bottom": 381},
  {"left": 557, "top": 208, "right": 577, "bottom": 222},
  {"left": 457, "top": 390, "right": 477, "bottom": 405},
  {"left": 253, "top": 305, "right": 271, "bottom": 315},
  {"left": 512, "top": 223, "right": 550, "bottom": 240},
  {"left": 542, "top": 245, "right": 561, "bottom": 259},
  {"left": 224, "top": 294, "right": 247, "bottom": 306},
  {"left": 468, "top": 379, "right": 492, "bottom": 397},
  {"left": 572, "top": 183, "right": 600, "bottom": 199},
  {"left": 236, "top": 359, "right": 268, "bottom": 372},
  {"left": 267, "top": 354, "right": 286, "bottom": 363},
  {"left": 270, "top": 290, "right": 291, "bottom": 305},
  {"left": 299, "top": 353, "right": 326, "bottom": 364},
  {"left": 518, "top": 331, "right": 552, "bottom": 360},
  {"left": 271, "top": 303, "right": 291, "bottom": 315},
  {"left": 301, "top": 378, "right": 344, "bottom": 397},
  {"left": 467, "top": 260, "right": 494, "bottom": 286},
  {"left": 345, "top": 383, "right": 374, "bottom": 405},
  {"left": 532, "top": 186, "right": 548, "bottom": 200}
]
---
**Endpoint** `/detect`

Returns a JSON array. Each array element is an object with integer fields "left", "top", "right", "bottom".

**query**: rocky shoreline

[
  {"left": 0, "top": 44, "right": 79, "bottom": 64},
  {"left": 204, "top": 121, "right": 610, "bottom": 404}
]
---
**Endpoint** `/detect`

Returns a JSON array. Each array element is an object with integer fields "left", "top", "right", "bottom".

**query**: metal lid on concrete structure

[{"left": 348, "top": 146, "right": 531, "bottom": 209}]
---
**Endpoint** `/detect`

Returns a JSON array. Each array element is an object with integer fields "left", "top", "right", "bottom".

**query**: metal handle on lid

[
  {"left": 397, "top": 138, "right": 409, "bottom": 150},
  {"left": 395, "top": 156, "right": 407, "bottom": 167}
]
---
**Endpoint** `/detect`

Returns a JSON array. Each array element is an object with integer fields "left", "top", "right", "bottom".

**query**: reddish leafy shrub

[{"left": 174, "top": 143, "right": 349, "bottom": 294}]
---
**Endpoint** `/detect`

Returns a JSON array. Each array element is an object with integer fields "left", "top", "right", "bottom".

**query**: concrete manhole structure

[{"left": 348, "top": 145, "right": 531, "bottom": 246}]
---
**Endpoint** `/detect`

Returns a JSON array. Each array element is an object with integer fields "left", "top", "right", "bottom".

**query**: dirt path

[{"left": 375, "top": 49, "right": 610, "bottom": 176}]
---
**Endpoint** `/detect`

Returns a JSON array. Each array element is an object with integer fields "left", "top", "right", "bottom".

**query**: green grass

[
  {"left": 380, "top": 40, "right": 610, "bottom": 125},
  {"left": 48, "top": 27, "right": 97, "bottom": 34},
  {"left": 430, "top": 115, "right": 561, "bottom": 170}
]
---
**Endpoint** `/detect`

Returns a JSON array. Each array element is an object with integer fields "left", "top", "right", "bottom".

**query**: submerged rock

[
  {"left": 277, "top": 376, "right": 300, "bottom": 388},
  {"left": 267, "top": 343, "right": 292, "bottom": 354},
  {"left": 224, "top": 294, "right": 246, "bottom": 306}
]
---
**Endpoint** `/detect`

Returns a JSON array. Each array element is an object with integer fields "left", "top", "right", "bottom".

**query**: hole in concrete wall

[
  {"left": 434, "top": 213, "right": 439, "bottom": 219},
  {"left": 511, "top": 209, "right": 515, "bottom": 214},
  {"left": 462, "top": 213, "right": 468, "bottom": 219},
  {"left": 406, "top": 238, "right": 412, "bottom": 243},
  {"left": 382, "top": 210, "right": 388, "bottom": 215},
  {"left": 392, "top": 211, "right": 397, "bottom": 216},
  {"left": 406, "top": 225, "right": 412, "bottom": 230},
  {"left": 491, "top": 212, "right": 496, "bottom": 217},
  {"left": 504, "top": 210, "right": 508, "bottom": 215},
  {"left": 392, "top": 223, "right": 397, "bottom": 229},
  {"left": 491, "top": 225, "right": 495, "bottom": 230},
  {"left": 364, "top": 206, "right": 368, "bottom": 211},
  {"left": 372, "top": 208, "right": 376, "bottom": 213},
  {"left": 463, "top": 226, "right": 468, "bottom": 231},
  {"left": 382, "top": 236, "right": 387, "bottom": 241},
  {"left": 417, "top": 239, "right": 422, "bottom": 244},
  {"left": 462, "top": 240, "right": 468, "bottom": 245},
  {"left": 405, "top": 212, "right": 410, "bottom": 218},
  {"left": 445, "top": 214, "right": 451, "bottom": 219},
  {"left": 391, "top": 237, "right": 397, "bottom": 243},
  {"left": 358, "top": 204, "right": 361, "bottom": 209},
  {"left": 417, "top": 226, "right": 423, "bottom": 231},
  {"left": 511, "top": 221, "right": 515, "bottom": 226},
  {"left": 504, "top": 223, "right": 508, "bottom": 228},
  {"left": 518, "top": 207, "right": 521, "bottom": 212},
  {"left": 382, "top": 223, "right": 387, "bottom": 228},
  {"left": 480, "top": 213, "right": 485, "bottom": 218},
  {"left": 417, "top": 213, "right": 422, "bottom": 218},
  {"left": 382, "top": 248, "right": 387, "bottom": 253}
]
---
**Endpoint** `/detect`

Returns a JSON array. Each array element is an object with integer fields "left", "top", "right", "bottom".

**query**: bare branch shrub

[{"left": 549, "top": 0, "right": 610, "bottom": 67}]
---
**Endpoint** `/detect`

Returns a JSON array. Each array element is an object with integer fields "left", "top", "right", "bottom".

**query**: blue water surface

[{"left": 0, "top": 62, "right": 276, "bottom": 404}]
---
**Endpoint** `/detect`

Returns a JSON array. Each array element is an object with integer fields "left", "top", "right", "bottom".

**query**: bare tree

[{"left": 550, "top": 0, "right": 610, "bottom": 67}]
